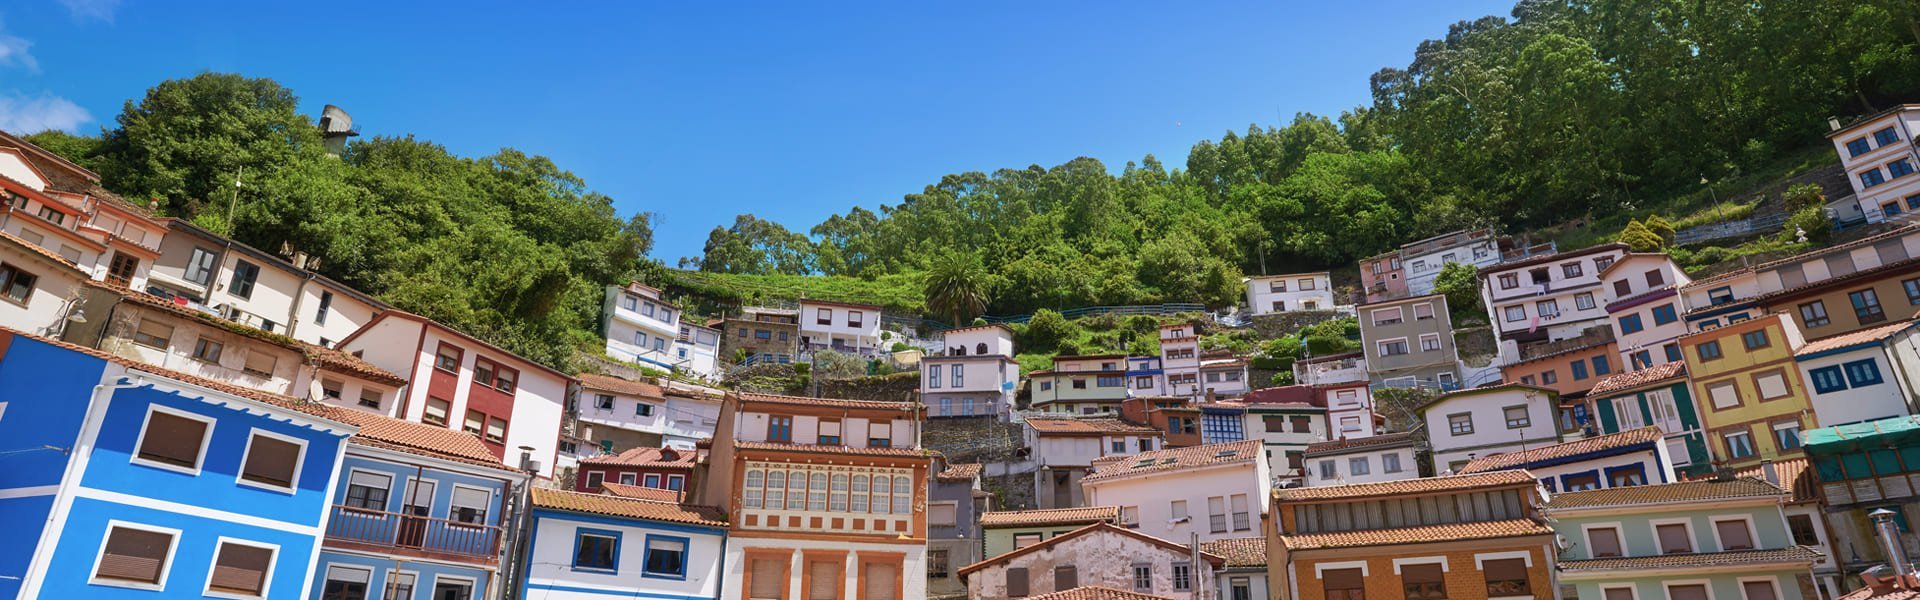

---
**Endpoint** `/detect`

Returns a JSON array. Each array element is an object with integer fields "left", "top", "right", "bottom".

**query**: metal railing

[{"left": 323, "top": 505, "right": 501, "bottom": 562}]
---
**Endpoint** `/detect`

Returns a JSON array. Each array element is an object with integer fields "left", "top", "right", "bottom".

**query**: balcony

[
  {"left": 801, "top": 341, "right": 878, "bottom": 358},
  {"left": 322, "top": 505, "right": 502, "bottom": 564}
]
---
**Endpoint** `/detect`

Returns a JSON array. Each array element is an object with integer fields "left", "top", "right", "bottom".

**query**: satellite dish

[{"left": 309, "top": 380, "right": 326, "bottom": 402}]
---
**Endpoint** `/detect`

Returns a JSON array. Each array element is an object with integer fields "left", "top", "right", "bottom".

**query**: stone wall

[{"left": 1250, "top": 310, "right": 1347, "bottom": 339}]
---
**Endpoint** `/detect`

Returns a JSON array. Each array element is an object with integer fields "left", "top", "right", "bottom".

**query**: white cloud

[
  {"left": 0, "top": 94, "right": 93, "bottom": 133},
  {"left": 0, "top": 21, "right": 35, "bottom": 71},
  {"left": 59, "top": 0, "right": 121, "bottom": 23}
]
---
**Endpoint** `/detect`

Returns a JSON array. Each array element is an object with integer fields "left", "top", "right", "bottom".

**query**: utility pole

[{"left": 226, "top": 167, "right": 245, "bottom": 227}]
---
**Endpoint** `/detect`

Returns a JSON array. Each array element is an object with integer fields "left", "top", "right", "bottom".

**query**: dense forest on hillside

[{"left": 23, "top": 0, "right": 1920, "bottom": 367}]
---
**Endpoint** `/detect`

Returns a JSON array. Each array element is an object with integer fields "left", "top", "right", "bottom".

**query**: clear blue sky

[{"left": 0, "top": 0, "right": 1515, "bottom": 262}]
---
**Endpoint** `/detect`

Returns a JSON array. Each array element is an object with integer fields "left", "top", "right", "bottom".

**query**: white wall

[
  {"left": 945, "top": 327, "right": 1014, "bottom": 357},
  {"left": 1304, "top": 447, "right": 1420, "bottom": 486},
  {"left": 797, "top": 301, "right": 882, "bottom": 343},
  {"left": 1524, "top": 447, "right": 1673, "bottom": 491},
  {"left": 662, "top": 395, "right": 721, "bottom": 448},
  {"left": 1798, "top": 347, "right": 1914, "bottom": 426},
  {"left": 1424, "top": 388, "right": 1560, "bottom": 470},
  {"left": 923, "top": 357, "right": 1015, "bottom": 393},
  {"left": 579, "top": 386, "right": 669, "bottom": 437},
  {"left": 732, "top": 411, "right": 913, "bottom": 449},
  {"left": 1246, "top": 274, "right": 1335, "bottom": 315},
  {"left": 0, "top": 151, "right": 45, "bottom": 192},
  {"left": 526, "top": 514, "right": 725, "bottom": 599},
  {"left": 0, "top": 241, "right": 84, "bottom": 337},
  {"left": 1084, "top": 462, "right": 1271, "bottom": 544},
  {"left": 296, "top": 281, "right": 382, "bottom": 348}
]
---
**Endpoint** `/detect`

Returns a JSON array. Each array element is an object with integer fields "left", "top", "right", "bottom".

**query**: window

[
  {"left": 1071, "top": 378, "right": 1087, "bottom": 389},
  {"left": 1349, "top": 456, "right": 1371, "bottom": 476},
  {"left": 1132, "top": 565, "right": 1152, "bottom": 592},
  {"left": 1291, "top": 415, "right": 1312, "bottom": 433},
  {"left": 423, "top": 398, "right": 450, "bottom": 427},
  {"left": 1173, "top": 563, "right": 1193, "bottom": 591},
  {"left": 1799, "top": 301, "right": 1830, "bottom": 328},
  {"left": 1269, "top": 280, "right": 1287, "bottom": 293},
  {"left": 1848, "top": 137, "right": 1874, "bottom": 157},
  {"left": 1420, "top": 334, "right": 1442, "bottom": 352},
  {"left": 1372, "top": 307, "right": 1403, "bottom": 326},
  {"left": 1742, "top": 580, "right": 1780, "bottom": 600},
  {"left": 238, "top": 431, "right": 303, "bottom": 491},
  {"left": 1649, "top": 304, "right": 1677, "bottom": 325},
  {"left": 1563, "top": 262, "right": 1583, "bottom": 278},
  {"left": 927, "top": 364, "right": 941, "bottom": 389},
  {"left": 1707, "top": 381, "right": 1741, "bottom": 409},
  {"left": 205, "top": 539, "right": 274, "bottom": 597},
  {"left": 449, "top": 486, "right": 490, "bottom": 524},
  {"left": 868, "top": 421, "right": 893, "bottom": 447},
  {"left": 184, "top": 247, "right": 218, "bottom": 285},
  {"left": 1773, "top": 422, "right": 1802, "bottom": 451},
  {"left": 1318, "top": 460, "right": 1336, "bottom": 479},
  {"left": 1498, "top": 273, "right": 1518, "bottom": 289},
  {"left": 1788, "top": 514, "right": 1821, "bottom": 546},
  {"left": 1714, "top": 518, "right": 1756, "bottom": 551},
  {"left": 192, "top": 337, "right": 224, "bottom": 363},
  {"left": 1740, "top": 330, "right": 1770, "bottom": 350},
  {"left": 1572, "top": 292, "right": 1595, "bottom": 311},
  {"left": 1499, "top": 405, "right": 1530, "bottom": 429},
  {"left": 768, "top": 415, "right": 793, "bottom": 442},
  {"left": 1845, "top": 358, "right": 1885, "bottom": 387},
  {"left": 1052, "top": 565, "right": 1078, "bottom": 591},
  {"left": 313, "top": 291, "right": 334, "bottom": 325},
  {"left": 1563, "top": 472, "right": 1601, "bottom": 491},
  {"left": 1754, "top": 370, "right": 1790, "bottom": 400},
  {"left": 483, "top": 417, "right": 507, "bottom": 445},
  {"left": 1892, "top": 159, "right": 1917, "bottom": 179},
  {"left": 1852, "top": 289, "right": 1886, "bottom": 324},
  {"left": 1876, "top": 126, "right": 1902, "bottom": 146},
  {"left": 1541, "top": 370, "right": 1558, "bottom": 385},
  {"left": 1619, "top": 314, "right": 1644, "bottom": 335},
  {"left": 1865, "top": 169, "right": 1889, "bottom": 188},
  {"left": 818, "top": 419, "right": 842, "bottom": 445},
  {"left": 1448, "top": 413, "right": 1473, "bottom": 435},
  {"left": 435, "top": 344, "right": 461, "bottom": 372},
  {"left": 1383, "top": 453, "right": 1403, "bottom": 473},
  {"left": 573, "top": 530, "right": 619, "bottom": 571},
  {"left": 1415, "top": 302, "right": 1435, "bottom": 320},
  {"left": 228, "top": 260, "right": 260, "bottom": 299},
  {"left": 1006, "top": 566, "right": 1030, "bottom": 597},
  {"left": 1613, "top": 279, "right": 1635, "bottom": 298},
  {"left": 1697, "top": 340, "right": 1723, "bottom": 361},
  {"left": 134, "top": 407, "right": 212, "bottom": 473},
  {"left": 642, "top": 536, "right": 687, "bottom": 578},
  {"left": 1593, "top": 355, "right": 1611, "bottom": 376},
  {"left": 93, "top": 522, "right": 177, "bottom": 588},
  {"left": 1504, "top": 305, "right": 1526, "bottom": 322},
  {"left": 1378, "top": 339, "right": 1409, "bottom": 356},
  {"left": 926, "top": 549, "right": 949, "bottom": 580},
  {"left": 952, "top": 364, "right": 965, "bottom": 387},
  {"left": 1572, "top": 360, "right": 1589, "bottom": 381},
  {"left": 1725, "top": 430, "right": 1756, "bottom": 459},
  {"left": 344, "top": 470, "right": 391, "bottom": 510},
  {"left": 1403, "top": 562, "right": 1445, "bottom": 599},
  {"left": 1139, "top": 438, "right": 1154, "bottom": 452},
  {"left": 241, "top": 351, "right": 277, "bottom": 379},
  {"left": 1810, "top": 365, "right": 1848, "bottom": 393},
  {"left": 1483, "top": 558, "right": 1530, "bottom": 597},
  {"left": 847, "top": 310, "right": 865, "bottom": 328},
  {"left": 1013, "top": 533, "right": 1042, "bottom": 549},
  {"left": 1230, "top": 493, "right": 1251, "bottom": 531},
  {"left": 132, "top": 319, "right": 173, "bottom": 349},
  {"left": 322, "top": 565, "right": 369, "bottom": 600},
  {"left": 929, "top": 501, "right": 957, "bottom": 527},
  {"left": 1323, "top": 568, "right": 1363, "bottom": 600},
  {"left": 1537, "top": 299, "right": 1560, "bottom": 317},
  {"left": 1588, "top": 525, "right": 1623, "bottom": 557}
]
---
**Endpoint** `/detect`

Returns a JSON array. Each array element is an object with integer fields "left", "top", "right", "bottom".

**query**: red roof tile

[
  {"left": 1243, "top": 385, "right": 1318, "bottom": 406},
  {"left": 1460, "top": 427, "right": 1663, "bottom": 473},
  {"left": 599, "top": 482, "right": 685, "bottom": 502},
  {"left": 1083, "top": 440, "right": 1263, "bottom": 484},
  {"left": 736, "top": 391, "right": 918, "bottom": 412},
  {"left": 732, "top": 440, "right": 932, "bottom": 458},
  {"left": 1199, "top": 537, "right": 1267, "bottom": 568},
  {"left": 1275, "top": 470, "right": 1537, "bottom": 502},
  {"left": 1735, "top": 458, "right": 1816, "bottom": 504},
  {"left": 1558, "top": 546, "right": 1822, "bottom": 573},
  {"left": 1279, "top": 518, "right": 1553, "bottom": 550},
  {"left": 578, "top": 372, "right": 665, "bottom": 398},
  {"left": 1024, "top": 418, "right": 1160, "bottom": 436},
  {"left": 1303, "top": 431, "right": 1419, "bottom": 457},
  {"left": 1545, "top": 477, "right": 1785, "bottom": 510},
  {"left": 1029, "top": 588, "right": 1177, "bottom": 600},
  {"left": 580, "top": 446, "right": 696, "bottom": 469},
  {"left": 1798, "top": 319, "right": 1920, "bottom": 356},
  {"left": 936, "top": 463, "right": 982, "bottom": 482},
  {"left": 1588, "top": 361, "right": 1687, "bottom": 397},
  {"left": 529, "top": 487, "right": 726, "bottom": 528},
  {"left": 979, "top": 506, "right": 1120, "bottom": 528}
]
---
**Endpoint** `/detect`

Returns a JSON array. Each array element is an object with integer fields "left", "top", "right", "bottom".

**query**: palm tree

[{"left": 923, "top": 253, "right": 991, "bottom": 328}]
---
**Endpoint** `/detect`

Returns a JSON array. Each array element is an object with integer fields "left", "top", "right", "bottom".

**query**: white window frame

[
  {"left": 88, "top": 520, "right": 183, "bottom": 592},
  {"left": 1580, "top": 522, "right": 1625, "bottom": 558},
  {"left": 1377, "top": 337, "right": 1409, "bottom": 357},
  {"left": 1661, "top": 579, "right": 1718, "bottom": 600},
  {"left": 1371, "top": 307, "right": 1403, "bottom": 326},
  {"left": 382, "top": 569, "right": 420, "bottom": 600},
  {"left": 1735, "top": 576, "right": 1782, "bottom": 600},
  {"left": 1390, "top": 556, "right": 1449, "bottom": 574},
  {"left": 130, "top": 404, "right": 217, "bottom": 476},
  {"left": 430, "top": 574, "right": 478, "bottom": 600},
  {"left": 1419, "top": 333, "right": 1442, "bottom": 352},
  {"left": 1649, "top": 517, "right": 1699, "bottom": 554},
  {"left": 201, "top": 536, "right": 280, "bottom": 600},
  {"left": 1709, "top": 515, "right": 1760, "bottom": 552},
  {"left": 585, "top": 471, "right": 605, "bottom": 489},
  {"left": 1598, "top": 584, "right": 1640, "bottom": 600},
  {"left": 234, "top": 427, "right": 308, "bottom": 495},
  {"left": 447, "top": 483, "right": 493, "bottom": 526}
]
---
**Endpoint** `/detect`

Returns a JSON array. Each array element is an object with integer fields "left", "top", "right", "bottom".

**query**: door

[
  {"left": 398, "top": 479, "right": 435, "bottom": 547},
  {"left": 1646, "top": 388, "right": 1684, "bottom": 433}
]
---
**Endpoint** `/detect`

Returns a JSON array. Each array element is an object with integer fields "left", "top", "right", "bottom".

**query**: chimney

[
  {"left": 1761, "top": 459, "right": 1780, "bottom": 486},
  {"left": 1829, "top": 116, "right": 1845, "bottom": 132},
  {"left": 1871, "top": 508, "right": 1914, "bottom": 586}
]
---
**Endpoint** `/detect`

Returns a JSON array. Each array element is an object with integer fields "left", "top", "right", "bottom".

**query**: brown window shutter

[
  {"left": 1657, "top": 524, "right": 1692, "bottom": 553},
  {"left": 1054, "top": 565, "right": 1078, "bottom": 591},
  {"left": 1742, "top": 581, "right": 1779, "bottom": 600},
  {"left": 241, "top": 435, "right": 302, "bottom": 488},
  {"left": 96, "top": 527, "right": 174, "bottom": 584},
  {"left": 137, "top": 412, "right": 208, "bottom": 468},
  {"left": 807, "top": 561, "right": 837, "bottom": 600},
  {"left": 1716, "top": 521, "right": 1754, "bottom": 550},
  {"left": 1325, "top": 567, "right": 1365, "bottom": 589},
  {"left": 1007, "top": 567, "right": 1030, "bottom": 597},
  {"left": 1589, "top": 527, "right": 1622, "bottom": 557},
  {"left": 207, "top": 543, "right": 271, "bottom": 595},
  {"left": 1670, "top": 584, "right": 1711, "bottom": 600},
  {"left": 863, "top": 562, "right": 898, "bottom": 600},
  {"left": 749, "top": 559, "right": 784, "bottom": 599}
]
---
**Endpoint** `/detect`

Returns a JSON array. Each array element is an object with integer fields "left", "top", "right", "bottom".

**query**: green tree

[
  {"left": 1644, "top": 214, "right": 1676, "bottom": 243},
  {"left": 923, "top": 252, "right": 992, "bottom": 327},
  {"left": 96, "top": 73, "right": 324, "bottom": 216},
  {"left": 1022, "top": 309, "right": 1074, "bottom": 353},
  {"left": 1618, "top": 219, "right": 1664, "bottom": 252},
  {"left": 1432, "top": 263, "right": 1487, "bottom": 323}
]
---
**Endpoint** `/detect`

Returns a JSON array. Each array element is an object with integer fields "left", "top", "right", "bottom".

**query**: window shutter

[
  {"left": 1007, "top": 567, "right": 1030, "bottom": 597},
  {"left": 1589, "top": 527, "right": 1622, "bottom": 557},
  {"left": 1742, "top": 581, "right": 1779, "bottom": 600},
  {"left": 808, "top": 561, "right": 838, "bottom": 600},
  {"left": 1604, "top": 588, "right": 1635, "bottom": 600},
  {"left": 1716, "top": 520, "right": 1755, "bottom": 550},
  {"left": 1054, "top": 565, "right": 1078, "bottom": 591},
  {"left": 241, "top": 435, "right": 301, "bottom": 488},
  {"left": 96, "top": 527, "right": 173, "bottom": 584},
  {"left": 137, "top": 412, "right": 208, "bottom": 468},
  {"left": 864, "top": 562, "right": 898, "bottom": 600},
  {"left": 749, "top": 559, "right": 784, "bottom": 599},
  {"left": 1657, "top": 524, "right": 1692, "bottom": 553},
  {"left": 1669, "top": 584, "right": 1711, "bottom": 600},
  {"left": 207, "top": 543, "right": 271, "bottom": 595}
]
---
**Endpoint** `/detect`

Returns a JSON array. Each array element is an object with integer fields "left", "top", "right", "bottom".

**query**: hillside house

[
  {"left": 1586, "top": 361, "right": 1713, "bottom": 477},
  {"left": 1793, "top": 319, "right": 1920, "bottom": 426},
  {"left": 601, "top": 281, "right": 684, "bottom": 371},
  {"left": 958, "top": 523, "right": 1223, "bottom": 600},
  {"left": 1418, "top": 383, "right": 1563, "bottom": 473},
  {"left": 1679, "top": 313, "right": 1813, "bottom": 470},
  {"left": 722, "top": 307, "right": 798, "bottom": 366},
  {"left": 1480, "top": 242, "right": 1631, "bottom": 367},
  {"left": 1023, "top": 418, "right": 1162, "bottom": 509},
  {"left": 1543, "top": 478, "right": 1821, "bottom": 600},
  {"left": 1301, "top": 431, "right": 1422, "bottom": 487},
  {"left": 1245, "top": 272, "right": 1334, "bottom": 315},
  {"left": 1828, "top": 105, "right": 1920, "bottom": 224},
  {"left": 924, "top": 324, "right": 1019, "bottom": 418},
  {"left": 1357, "top": 293, "right": 1462, "bottom": 389},
  {"left": 797, "top": 299, "right": 883, "bottom": 357},
  {"left": 1458, "top": 426, "right": 1675, "bottom": 492},
  {"left": 1081, "top": 440, "right": 1269, "bottom": 544},
  {"left": 0, "top": 130, "right": 169, "bottom": 292},
  {"left": 1602, "top": 252, "right": 1694, "bottom": 370},
  {"left": 148, "top": 217, "right": 387, "bottom": 348},
  {"left": 1031, "top": 354, "right": 1132, "bottom": 415}
]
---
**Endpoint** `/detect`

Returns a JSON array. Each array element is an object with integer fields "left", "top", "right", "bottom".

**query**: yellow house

[{"left": 1677, "top": 313, "right": 1814, "bottom": 469}]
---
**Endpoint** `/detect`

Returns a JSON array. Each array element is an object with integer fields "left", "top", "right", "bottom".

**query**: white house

[
  {"left": 0, "top": 231, "right": 90, "bottom": 338},
  {"left": 0, "top": 130, "right": 170, "bottom": 293},
  {"left": 1239, "top": 385, "right": 1327, "bottom": 485},
  {"left": 957, "top": 523, "right": 1224, "bottom": 600},
  {"left": 1244, "top": 272, "right": 1334, "bottom": 315},
  {"left": 924, "top": 324, "right": 1020, "bottom": 418},
  {"left": 797, "top": 299, "right": 883, "bottom": 357},
  {"left": 1200, "top": 537, "right": 1269, "bottom": 600},
  {"left": 1127, "top": 355, "right": 1169, "bottom": 396},
  {"left": 1459, "top": 426, "right": 1677, "bottom": 493},
  {"left": 1481, "top": 243, "right": 1631, "bottom": 366},
  {"left": 602, "top": 281, "right": 684, "bottom": 370},
  {"left": 1317, "top": 382, "right": 1378, "bottom": 440},
  {"left": 1199, "top": 356, "right": 1250, "bottom": 398},
  {"left": 1160, "top": 324, "right": 1202, "bottom": 397},
  {"left": 1419, "top": 383, "right": 1563, "bottom": 473},
  {"left": 1301, "top": 431, "right": 1422, "bottom": 487},
  {"left": 1793, "top": 319, "right": 1920, "bottom": 426},
  {"left": 673, "top": 321, "right": 723, "bottom": 380},
  {"left": 519, "top": 487, "right": 729, "bottom": 600},
  {"left": 576, "top": 372, "right": 672, "bottom": 454},
  {"left": 1024, "top": 417, "right": 1163, "bottom": 509},
  {"left": 1292, "top": 351, "right": 1366, "bottom": 386},
  {"left": 659, "top": 379, "right": 724, "bottom": 449},
  {"left": 1081, "top": 440, "right": 1270, "bottom": 544},
  {"left": 1600, "top": 253, "right": 1694, "bottom": 370},
  {"left": 1402, "top": 228, "right": 1504, "bottom": 296},
  {"left": 1827, "top": 105, "right": 1920, "bottom": 224},
  {"left": 146, "top": 218, "right": 387, "bottom": 348}
]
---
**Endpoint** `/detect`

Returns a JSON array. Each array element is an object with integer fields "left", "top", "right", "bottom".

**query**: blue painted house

[
  {"left": 0, "top": 329, "right": 357, "bottom": 598},
  {"left": 517, "top": 486, "right": 728, "bottom": 599},
  {"left": 307, "top": 409, "right": 531, "bottom": 600}
]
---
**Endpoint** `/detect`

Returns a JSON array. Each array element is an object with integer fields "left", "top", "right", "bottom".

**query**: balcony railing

[{"left": 323, "top": 505, "right": 501, "bottom": 563}]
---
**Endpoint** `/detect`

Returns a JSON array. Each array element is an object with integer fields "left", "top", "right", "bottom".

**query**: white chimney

[
  {"left": 1871, "top": 508, "right": 1913, "bottom": 582},
  {"left": 1830, "top": 116, "right": 1845, "bottom": 132}
]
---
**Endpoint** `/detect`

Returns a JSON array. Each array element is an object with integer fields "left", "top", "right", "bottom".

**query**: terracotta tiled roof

[
  {"left": 93, "top": 283, "right": 405, "bottom": 385},
  {"left": 580, "top": 446, "right": 696, "bottom": 469},
  {"left": 1736, "top": 458, "right": 1816, "bottom": 504},
  {"left": 1029, "top": 587, "right": 1177, "bottom": 600},
  {"left": 529, "top": 487, "right": 726, "bottom": 528},
  {"left": 304, "top": 344, "right": 407, "bottom": 386},
  {"left": 1557, "top": 546, "right": 1822, "bottom": 573},
  {"left": 1083, "top": 440, "right": 1263, "bottom": 484},
  {"left": 1588, "top": 361, "right": 1687, "bottom": 397},
  {"left": 1545, "top": 477, "right": 1784, "bottom": 510},
  {"left": 322, "top": 408, "right": 517, "bottom": 471},
  {"left": 1798, "top": 320, "right": 1920, "bottom": 356},
  {"left": 0, "top": 230, "right": 88, "bottom": 273},
  {"left": 1275, "top": 470, "right": 1537, "bottom": 502},
  {"left": 736, "top": 391, "right": 918, "bottom": 412},
  {"left": 936, "top": 463, "right": 982, "bottom": 482},
  {"left": 979, "top": 506, "right": 1119, "bottom": 528},
  {"left": 1200, "top": 537, "right": 1267, "bottom": 568},
  {"left": 1460, "top": 427, "right": 1663, "bottom": 473},
  {"left": 1024, "top": 418, "right": 1160, "bottom": 435},
  {"left": 957, "top": 522, "right": 1223, "bottom": 577},
  {"left": 1415, "top": 383, "right": 1558, "bottom": 413},
  {"left": 599, "top": 482, "right": 684, "bottom": 502},
  {"left": 732, "top": 440, "right": 932, "bottom": 458},
  {"left": 1279, "top": 518, "right": 1554, "bottom": 550},
  {"left": 1303, "top": 431, "right": 1419, "bottom": 457},
  {"left": 577, "top": 372, "right": 665, "bottom": 398},
  {"left": 1242, "top": 385, "right": 1322, "bottom": 408}
]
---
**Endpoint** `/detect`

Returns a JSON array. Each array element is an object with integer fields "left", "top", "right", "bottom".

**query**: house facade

[
  {"left": 1802, "top": 417, "right": 1920, "bottom": 591},
  {"left": 1586, "top": 361, "right": 1714, "bottom": 477},
  {"left": 0, "top": 231, "right": 90, "bottom": 338},
  {"left": 673, "top": 321, "right": 723, "bottom": 380},
  {"left": 1081, "top": 440, "right": 1270, "bottom": 544},
  {"left": 1301, "top": 431, "right": 1422, "bottom": 487},
  {"left": 797, "top": 299, "right": 883, "bottom": 357},
  {"left": 1245, "top": 272, "right": 1334, "bottom": 315},
  {"left": 1160, "top": 324, "right": 1202, "bottom": 398},
  {"left": 1679, "top": 224, "right": 1920, "bottom": 341},
  {"left": 923, "top": 324, "right": 1019, "bottom": 419},
  {"left": 1268, "top": 470, "right": 1558, "bottom": 600},
  {"left": 1359, "top": 250, "right": 1407, "bottom": 304},
  {"left": 1240, "top": 387, "right": 1328, "bottom": 485},
  {"left": 575, "top": 372, "right": 670, "bottom": 454},
  {"left": 1200, "top": 537, "right": 1269, "bottom": 600},
  {"left": 722, "top": 307, "right": 799, "bottom": 366},
  {"left": 1126, "top": 355, "right": 1168, "bottom": 396},
  {"left": 1481, "top": 243, "right": 1630, "bottom": 366},
  {"left": 958, "top": 523, "right": 1223, "bottom": 600},
  {"left": 574, "top": 446, "right": 696, "bottom": 495},
  {"left": 0, "top": 330, "right": 355, "bottom": 600},
  {"left": 0, "top": 130, "right": 168, "bottom": 293},
  {"left": 1828, "top": 105, "right": 1920, "bottom": 224},
  {"left": 1024, "top": 418, "right": 1162, "bottom": 509},
  {"left": 1543, "top": 478, "right": 1822, "bottom": 600},
  {"left": 147, "top": 217, "right": 386, "bottom": 348},
  {"left": 1418, "top": 384, "right": 1563, "bottom": 473},
  {"left": 1356, "top": 293, "right": 1461, "bottom": 389},
  {"left": 1793, "top": 319, "right": 1920, "bottom": 427},
  {"left": 660, "top": 379, "right": 725, "bottom": 450},
  {"left": 1602, "top": 253, "right": 1694, "bottom": 370},
  {"left": 979, "top": 507, "right": 1121, "bottom": 560},
  {"left": 517, "top": 487, "right": 729, "bottom": 600},
  {"left": 1031, "top": 354, "right": 1131, "bottom": 415},
  {"left": 693, "top": 392, "right": 930, "bottom": 600},
  {"left": 601, "top": 282, "right": 684, "bottom": 371},
  {"left": 1679, "top": 313, "right": 1814, "bottom": 470},
  {"left": 1458, "top": 426, "right": 1674, "bottom": 493},
  {"left": 1401, "top": 228, "right": 1504, "bottom": 296},
  {"left": 1199, "top": 356, "right": 1251, "bottom": 399},
  {"left": 338, "top": 311, "right": 574, "bottom": 479},
  {"left": 928, "top": 460, "right": 989, "bottom": 599}
]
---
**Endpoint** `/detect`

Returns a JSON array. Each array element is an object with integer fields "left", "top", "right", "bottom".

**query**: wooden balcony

[{"left": 322, "top": 505, "right": 502, "bottom": 565}]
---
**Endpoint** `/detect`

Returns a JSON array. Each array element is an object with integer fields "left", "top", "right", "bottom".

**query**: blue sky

[{"left": 0, "top": 0, "right": 1515, "bottom": 261}]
